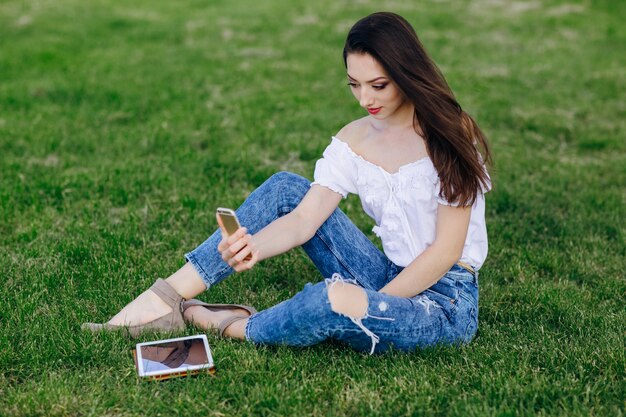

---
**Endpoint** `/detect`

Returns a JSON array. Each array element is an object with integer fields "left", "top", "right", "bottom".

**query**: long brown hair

[{"left": 343, "top": 12, "right": 492, "bottom": 206}]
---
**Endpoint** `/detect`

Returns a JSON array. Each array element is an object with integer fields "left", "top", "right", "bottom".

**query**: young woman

[{"left": 83, "top": 12, "right": 491, "bottom": 354}]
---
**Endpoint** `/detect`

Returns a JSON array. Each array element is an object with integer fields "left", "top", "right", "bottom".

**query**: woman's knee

[
  {"left": 268, "top": 171, "right": 310, "bottom": 190},
  {"left": 328, "top": 281, "right": 368, "bottom": 318},
  {"left": 265, "top": 171, "right": 310, "bottom": 211},
  {"left": 291, "top": 279, "right": 369, "bottom": 323}
]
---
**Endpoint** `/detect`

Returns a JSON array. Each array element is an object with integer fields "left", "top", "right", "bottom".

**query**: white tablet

[{"left": 135, "top": 334, "right": 215, "bottom": 380}]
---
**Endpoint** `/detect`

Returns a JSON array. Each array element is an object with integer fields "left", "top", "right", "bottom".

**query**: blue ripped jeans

[{"left": 185, "top": 172, "right": 479, "bottom": 354}]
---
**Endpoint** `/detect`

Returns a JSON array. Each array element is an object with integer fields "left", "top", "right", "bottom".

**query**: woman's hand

[{"left": 216, "top": 214, "right": 259, "bottom": 272}]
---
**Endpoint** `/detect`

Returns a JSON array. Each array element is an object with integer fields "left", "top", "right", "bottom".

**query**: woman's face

[{"left": 346, "top": 52, "right": 409, "bottom": 120}]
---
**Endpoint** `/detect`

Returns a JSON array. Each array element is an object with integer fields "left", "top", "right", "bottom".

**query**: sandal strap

[
  {"left": 218, "top": 314, "right": 250, "bottom": 337},
  {"left": 182, "top": 299, "right": 257, "bottom": 316},
  {"left": 182, "top": 299, "right": 256, "bottom": 337},
  {"left": 150, "top": 278, "right": 183, "bottom": 306}
]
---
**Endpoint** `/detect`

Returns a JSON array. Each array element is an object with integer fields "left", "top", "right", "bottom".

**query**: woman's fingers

[
  {"left": 230, "top": 237, "right": 255, "bottom": 263},
  {"left": 214, "top": 213, "right": 257, "bottom": 271},
  {"left": 228, "top": 237, "right": 258, "bottom": 271},
  {"left": 226, "top": 227, "right": 247, "bottom": 245},
  {"left": 224, "top": 234, "right": 251, "bottom": 263},
  {"left": 232, "top": 250, "right": 260, "bottom": 272},
  {"left": 217, "top": 235, "right": 228, "bottom": 252}
]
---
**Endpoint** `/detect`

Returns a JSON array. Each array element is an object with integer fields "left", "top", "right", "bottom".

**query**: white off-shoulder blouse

[{"left": 312, "top": 136, "right": 490, "bottom": 269}]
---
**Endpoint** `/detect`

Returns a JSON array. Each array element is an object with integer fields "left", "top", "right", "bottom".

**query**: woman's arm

[
  {"left": 219, "top": 185, "right": 342, "bottom": 271},
  {"left": 379, "top": 204, "right": 472, "bottom": 298},
  {"left": 253, "top": 185, "right": 342, "bottom": 259}
]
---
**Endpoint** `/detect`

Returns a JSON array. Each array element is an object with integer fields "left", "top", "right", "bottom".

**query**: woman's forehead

[{"left": 346, "top": 53, "right": 388, "bottom": 81}]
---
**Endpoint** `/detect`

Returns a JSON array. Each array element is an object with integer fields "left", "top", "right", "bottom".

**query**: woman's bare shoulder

[{"left": 334, "top": 117, "right": 370, "bottom": 147}]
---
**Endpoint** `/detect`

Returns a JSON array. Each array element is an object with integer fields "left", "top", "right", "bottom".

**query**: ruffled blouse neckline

[{"left": 331, "top": 136, "right": 431, "bottom": 176}]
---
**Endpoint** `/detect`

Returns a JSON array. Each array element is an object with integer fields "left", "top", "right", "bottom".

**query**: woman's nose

[{"left": 359, "top": 88, "right": 374, "bottom": 107}]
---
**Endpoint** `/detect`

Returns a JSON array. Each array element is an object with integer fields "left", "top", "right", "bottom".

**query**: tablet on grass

[{"left": 134, "top": 334, "right": 215, "bottom": 380}]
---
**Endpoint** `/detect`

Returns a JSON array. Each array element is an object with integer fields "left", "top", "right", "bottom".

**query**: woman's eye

[
  {"left": 373, "top": 84, "right": 387, "bottom": 90},
  {"left": 347, "top": 82, "right": 358, "bottom": 88}
]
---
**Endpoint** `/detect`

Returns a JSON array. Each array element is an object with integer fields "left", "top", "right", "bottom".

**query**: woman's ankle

[{"left": 165, "top": 263, "right": 207, "bottom": 299}]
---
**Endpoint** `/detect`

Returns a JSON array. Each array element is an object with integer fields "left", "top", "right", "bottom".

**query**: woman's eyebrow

[{"left": 347, "top": 74, "right": 388, "bottom": 83}]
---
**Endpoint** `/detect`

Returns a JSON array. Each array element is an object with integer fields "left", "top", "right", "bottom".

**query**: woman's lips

[{"left": 367, "top": 107, "right": 382, "bottom": 115}]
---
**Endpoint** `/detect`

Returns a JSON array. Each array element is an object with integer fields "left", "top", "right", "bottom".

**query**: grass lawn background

[{"left": 0, "top": 0, "right": 624, "bottom": 416}]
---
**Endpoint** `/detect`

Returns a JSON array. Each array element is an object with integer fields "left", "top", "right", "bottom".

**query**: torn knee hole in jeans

[{"left": 325, "top": 273, "right": 394, "bottom": 355}]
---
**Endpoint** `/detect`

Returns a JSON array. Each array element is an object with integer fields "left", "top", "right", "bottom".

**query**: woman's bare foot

[
  {"left": 107, "top": 263, "right": 207, "bottom": 327},
  {"left": 183, "top": 306, "right": 250, "bottom": 339},
  {"left": 107, "top": 289, "right": 172, "bottom": 326}
]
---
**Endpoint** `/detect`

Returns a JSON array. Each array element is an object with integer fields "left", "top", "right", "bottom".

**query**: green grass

[{"left": 1, "top": 0, "right": 625, "bottom": 415}]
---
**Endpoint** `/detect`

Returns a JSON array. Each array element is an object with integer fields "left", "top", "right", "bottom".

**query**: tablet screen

[{"left": 136, "top": 335, "right": 214, "bottom": 378}]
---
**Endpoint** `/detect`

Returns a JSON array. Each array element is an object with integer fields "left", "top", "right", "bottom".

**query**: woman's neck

[{"left": 369, "top": 100, "right": 415, "bottom": 133}]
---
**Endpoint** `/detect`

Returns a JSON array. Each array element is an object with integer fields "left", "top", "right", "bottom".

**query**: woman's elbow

[
  {"left": 295, "top": 226, "right": 316, "bottom": 245},
  {"left": 291, "top": 212, "right": 319, "bottom": 245},
  {"left": 432, "top": 242, "right": 464, "bottom": 266},
  {"left": 449, "top": 244, "right": 465, "bottom": 264}
]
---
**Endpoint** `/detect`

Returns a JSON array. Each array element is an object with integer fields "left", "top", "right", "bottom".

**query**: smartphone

[
  {"left": 134, "top": 334, "right": 215, "bottom": 381},
  {"left": 216, "top": 207, "right": 252, "bottom": 261},
  {"left": 216, "top": 207, "right": 242, "bottom": 236}
]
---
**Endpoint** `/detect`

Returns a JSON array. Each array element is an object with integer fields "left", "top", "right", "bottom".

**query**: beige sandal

[
  {"left": 81, "top": 278, "right": 186, "bottom": 337},
  {"left": 182, "top": 299, "right": 257, "bottom": 336}
]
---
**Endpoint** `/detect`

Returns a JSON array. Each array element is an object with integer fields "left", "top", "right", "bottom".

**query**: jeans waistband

[{"left": 456, "top": 261, "right": 476, "bottom": 276}]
